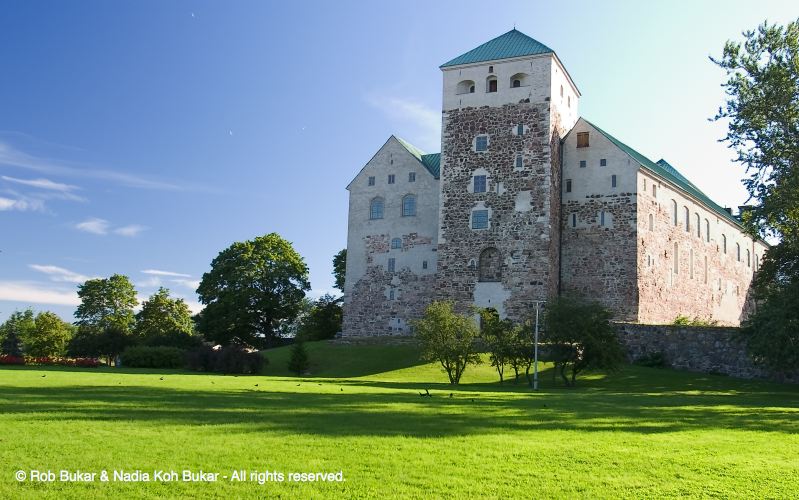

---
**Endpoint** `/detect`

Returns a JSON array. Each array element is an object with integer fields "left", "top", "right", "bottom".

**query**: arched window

[
  {"left": 510, "top": 73, "right": 529, "bottom": 88},
  {"left": 369, "top": 198, "right": 384, "bottom": 220},
  {"left": 684, "top": 206, "right": 690, "bottom": 232},
  {"left": 391, "top": 238, "right": 401, "bottom": 249},
  {"left": 695, "top": 213, "right": 701, "bottom": 237},
  {"left": 736, "top": 242, "right": 741, "bottom": 262},
  {"left": 401, "top": 195, "right": 416, "bottom": 217},
  {"left": 456, "top": 80, "right": 475, "bottom": 95},
  {"left": 486, "top": 76, "right": 498, "bottom": 93},
  {"left": 512, "top": 79, "right": 521, "bottom": 88},
  {"left": 705, "top": 219, "right": 710, "bottom": 242},
  {"left": 478, "top": 247, "right": 501, "bottom": 282},
  {"left": 672, "top": 200, "right": 678, "bottom": 225},
  {"left": 648, "top": 213, "right": 654, "bottom": 231},
  {"left": 747, "top": 249, "right": 751, "bottom": 267},
  {"left": 722, "top": 234, "right": 727, "bottom": 254}
]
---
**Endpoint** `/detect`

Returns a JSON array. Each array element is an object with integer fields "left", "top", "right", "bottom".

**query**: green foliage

[
  {"left": 672, "top": 315, "right": 719, "bottom": 327},
  {"left": 296, "top": 294, "right": 342, "bottom": 341},
  {"left": 543, "top": 297, "right": 625, "bottom": 387},
  {"left": 479, "top": 308, "right": 515, "bottom": 384},
  {"left": 67, "top": 325, "right": 132, "bottom": 363},
  {"left": 23, "top": 311, "right": 74, "bottom": 357},
  {"left": 634, "top": 352, "right": 667, "bottom": 368},
  {"left": 0, "top": 309, "right": 34, "bottom": 356},
  {"left": 412, "top": 301, "right": 480, "bottom": 385},
  {"left": 288, "top": 341, "right": 310, "bottom": 376},
  {"left": 333, "top": 248, "right": 347, "bottom": 292},
  {"left": 75, "top": 274, "right": 138, "bottom": 332},
  {"left": 196, "top": 233, "right": 311, "bottom": 348},
  {"left": 121, "top": 346, "right": 185, "bottom": 368},
  {"left": 185, "top": 345, "right": 265, "bottom": 374},
  {"left": 135, "top": 287, "right": 197, "bottom": 346}
]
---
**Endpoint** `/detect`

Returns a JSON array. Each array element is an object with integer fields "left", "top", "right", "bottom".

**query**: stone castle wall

[{"left": 436, "top": 101, "right": 558, "bottom": 322}]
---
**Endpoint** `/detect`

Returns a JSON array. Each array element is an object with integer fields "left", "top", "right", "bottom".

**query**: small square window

[
  {"left": 576, "top": 132, "right": 589, "bottom": 148},
  {"left": 388, "top": 174, "right": 395, "bottom": 184},
  {"left": 475, "top": 135, "right": 488, "bottom": 152},
  {"left": 473, "top": 175, "right": 487, "bottom": 193},
  {"left": 600, "top": 159, "right": 607, "bottom": 167},
  {"left": 368, "top": 176, "right": 375, "bottom": 186},
  {"left": 408, "top": 172, "right": 416, "bottom": 182},
  {"left": 472, "top": 210, "right": 489, "bottom": 229},
  {"left": 611, "top": 175, "right": 617, "bottom": 188},
  {"left": 391, "top": 238, "right": 401, "bottom": 249},
  {"left": 488, "top": 65, "right": 493, "bottom": 73},
  {"left": 579, "top": 160, "right": 586, "bottom": 168},
  {"left": 388, "top": 258, "right": 395, "bottom": 273},
  {"left": 566, "top": 179, "right": 572, "bottom": 193}
]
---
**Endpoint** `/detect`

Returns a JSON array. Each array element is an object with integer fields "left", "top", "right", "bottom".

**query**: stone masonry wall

[{"left": 437, "top": 101, "right": 557, "bottom": 321}]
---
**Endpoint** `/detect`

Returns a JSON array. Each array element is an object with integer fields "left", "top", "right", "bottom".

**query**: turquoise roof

[
  {"left": 396, "top": 137, "right": 440, "bottom": 179},
  {"left": 440, "top": 29, "right": 554, "bottom": 68},
  {"left": 582, "top": 119, "right": 743, "bottom": 227}
]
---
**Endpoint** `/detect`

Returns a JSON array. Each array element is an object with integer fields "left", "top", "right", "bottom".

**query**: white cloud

[
  {"left": 136, "top": 276, "right": 163, "bottom": 288},
  {"left": 0, "top": 195, "right": 45, "bottom": 212},
  {"left": 171, "top": 278, "right": 201, "bottom": 290},
  {"left": 1, "top": 175, "right": 78, "bottom": 192},
  {"left": 0, "top": 281, "right": 80, "bottom": 306},
  {"left": 142, "top": 269, "right": 192, "bottom": 278},
  {"left": 114, "top": 224, "right": 147, "bottom": 237},
  {"left": 365, "top": 94, "right": 441, "bottom": 152},
  {"left": 28, "top": 264, "right": 94, "bottom": 284},
  {"left": 75, "top": 217, "right": 110, "bottom": 235}
]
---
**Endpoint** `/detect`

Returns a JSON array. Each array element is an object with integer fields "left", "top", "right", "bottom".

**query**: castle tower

[{"left": 436, "top": 29, "right": 580, "bottom": 320}]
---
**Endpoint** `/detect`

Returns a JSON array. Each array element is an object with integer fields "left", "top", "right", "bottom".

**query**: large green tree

[
  {"left": 196, "top": 233, "right": 311, "bottom": 348},
  {"left": 75, "top": 274, "right": 138, "bottom": 332},
  {"left": 413, "top": 301, "right": 481, "bottom": 385},
  {"left": 134, "top": 287, "right": 196, "bottom": 347},
  {"left": 713, "top": 19, "right": 799, "bottom": 376},
  {"left": 296, "top": 294, "right": 343, "bottom": 341},
  {"left": 24, "top": 311, "right": 74, "bottom": 357},
  {"left": 0, "top": 309, "right": 34, "bottom": 356},
  {"left": 333, "top": 249, "right": 347, "bottom": 292}
]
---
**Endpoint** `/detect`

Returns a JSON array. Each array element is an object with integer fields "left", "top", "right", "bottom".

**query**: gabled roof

[
  {"left": 581, "top": 118, "right": 743, "bottom": 228},
  {"left": 440, "top": 29, "right": 554, "bottom": 68},
  {"left": 396, "top": 137, "right": 440, "bottom": 179}
]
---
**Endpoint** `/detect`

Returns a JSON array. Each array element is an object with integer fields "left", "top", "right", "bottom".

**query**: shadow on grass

[{"left": 1, "top": 366, "right": 797, "bottom": 438}]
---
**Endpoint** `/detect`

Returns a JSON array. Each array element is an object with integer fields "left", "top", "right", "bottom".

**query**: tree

[
  {"left": 333, "top": 249, "right": 347, "bottom": 292},
  {"left": 196, "top": 233, "right": 311, "bottom": 348},
  {"left": 288, "top": 341, "right": 310, "bottom": 376},
  {"left": 296, "top": 294, "right": 343, "bottom": 341},
  {"left": 412, "top": 301, "right": 481, "bottom": 385},
  {"left": 479, "top": 308, "right": 515, "bottom": 384},
  {"left": 24, "top": 311, "right": 74, "bottom": 357},
  {"left": 75, "top": 274, "right": 138, "bottom": 332},
  {"left": 713, "top": 19, "right": 799, "bottom": 375},
  {"left": 134, "top": 287, "right": 197, "bottom": 347},
  {"left": 543, "top": 297, "right": 624, "bottom": 387},
  {"left": 0, "top": 309, "right": 34, "bottom": 356}
]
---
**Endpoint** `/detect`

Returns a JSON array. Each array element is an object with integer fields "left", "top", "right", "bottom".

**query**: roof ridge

[{"left": 440, "top": 29, "right": 554, "bottom": 68}]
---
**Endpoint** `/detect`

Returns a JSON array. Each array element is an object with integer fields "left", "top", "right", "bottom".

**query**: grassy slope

[{"left": 0, "top": 341, "right": 797, "bottom": 499}]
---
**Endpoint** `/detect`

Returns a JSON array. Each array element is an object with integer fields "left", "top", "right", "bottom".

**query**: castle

[{"left": 342, "top": 29, "right": 767, "bottom": 336}]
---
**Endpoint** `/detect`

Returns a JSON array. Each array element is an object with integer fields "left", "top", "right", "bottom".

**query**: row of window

[
  {"left": 564, "top": 175, "right": 616, "bottom": 193},
  {"left": 368, "top": 172, "right": 415, "bottom": 186},
  {"left": 455, "top": 72, "right": 533, "bottom": 95},
  {"left": 569, "top": 211, "right": 612, "bottom": 228},
  {"left": 667, "top": 201, "right": 754, "bottom": 262},
  {"left": 474, "top": 125, "right": 526, "bottom": 152},
  {"left": 386, "top": 257, "right": 429, "bottom": 274},
  {"left": 369, "top": 195, "right": 416, "bottom": 219},
  {"left": 670, "top": 242, "right": 757, "bottom": 282},
  {"left": 578, "top": 158, "right": 607, "bottom": 168}
]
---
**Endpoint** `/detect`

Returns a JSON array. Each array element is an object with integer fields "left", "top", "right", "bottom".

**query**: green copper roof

[
  {"left": 582, "top": 119, "right": 742, "bottom": 227},
  {"left": 440, "top": 29, "right": 554, "bottom": 68},
  {"left": 396, "top": 137, "right": 440, "bottom": 179}
]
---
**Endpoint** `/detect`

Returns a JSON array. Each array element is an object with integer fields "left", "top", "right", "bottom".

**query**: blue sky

[{"left": 1, "top": 0, "right": 796, "bottom": 322}]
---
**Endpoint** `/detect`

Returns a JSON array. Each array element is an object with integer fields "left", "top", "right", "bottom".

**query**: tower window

[
  {"left": 599, "top": 210, "right": 606, "bottom": 226},
  {"left": 488, "top": 65, "right": 493, "bottom": 73},
  {"left": 456, "top": 80, "right": 476, "bottom": 95},
  {"left": 388, "top": 174, "right": 395, "bottom": 184},
  {"left": 576, "top": 132, "right": 589, "bottom": 148},
  {"left": 486, "top": 76, "right": 498, "bottom": 93},
  {"left": 704, "top": 255, "right": 708, "bottom": 284},
  {"left": 600, "top": 159, "right": 607, "bottom": 167},
  {"left": 368, "top": 176, "right": 375, "bottom": 186},
  {"left": 402, "top": 194, "right": 416, "bottom": 217},
  {"left": 470, "top": 85, "right": 475, "bottom": 93},
  {"left": 512, "top": 79, "right": 521, "bottom": 88},
  {"left": 369, "top": 198, "right": 384, "bottom": 220},
  {"left": 388, "top": 258, "right": 395, "bottom": 273},
  {"left": 391, "top": 238, "right": 401, "bottom": 249},
  {"left": 565, "top": 179, "right": 572, "bottom": 193},
  {"left": 515, "top": 155, "right": 523, "bottom": 169},
  {"left": 389, "top": 289, "right": 395, "bottom": 300},
  {"left": 517, "top": 124, "right": 524, "bottom": 135},
  {"left": 478, "top": 247, "right": 501, "bottom": 282},
  {"left": 611, "top": 175, "right": 617, "bottom": 188},
  {"left": 422, "top": 260, "right": 428, "bottom": 270},
  {"left": 473, "top": 175, "right": 486, "bottom": 193},
  {"left": 475, "top": 135, "right": 488, "bottom": 151},
  {"left": 472, "top": 209, "right": 489, "bottom": 229},
  {"left": 408, "top": 172, "right": 416, "bottom": 182},
  {"left": 579, "top": 160, "right": 586, "bottom": 168},
  {"left": 568, "top": 96, "right": 571, "bottom": 107},
  {"left": 571, "top": 213, "right": 577, "bottom": 227}
]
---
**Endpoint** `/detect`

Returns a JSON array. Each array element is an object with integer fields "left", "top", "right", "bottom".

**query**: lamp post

[{"left": 532, "top": 300, "right": 545, "bottom": 391}]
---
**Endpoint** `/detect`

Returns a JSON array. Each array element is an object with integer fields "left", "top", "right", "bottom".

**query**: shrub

[
  {"left": 412, "top": 301, "right": 480, "bottom": 385},
  {"left": 673, "top": 315, "right": 719, "bottom": 327},
  {"left": 634, "top": 352, "right": 667, "bottom": 368},
  {"left": 0, "top": 354, "right": 25, "bottom": 365},
  {"left": 288, "top": 342, "right": 310, "bottom": 376},
  {"left": 186, "top": 345, "right": 265, "bottom": 374},
  {"left": 121, "top": 346, "right": 185, "bottom": 369}
]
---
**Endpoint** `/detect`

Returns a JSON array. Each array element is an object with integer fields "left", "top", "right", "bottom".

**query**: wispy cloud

[
  {"left": 1, "top": 175, "right": 86, "bottom": 203},
  {"left": 0, "top": 281, "right": 80, "bottom": 306},
  {"left": 114, "top": 224, "right": 147, "bottom": 237},
  {"left": 365, "top": 94, "right": 441, "bottom": 151},
  {"left": 75, "top": 217, "right": 111, "bottom": 235},
  {"left": 29, "top": 264, "right": 94, "bottom": 284},
  {"left": 171, "top": 278, "right": 201, "bottom": 290},
  {"left": 142, "top": 269, "right": 192, "bottom": 278},
  {"left": 0, "top": 195, "right": 45, "bottom": 212},
  {"left": 1, "top": 175, "right": 78, "bottom": 192},
  {"left": 0, "top": 141, "right": 200, "bottom": 191}
]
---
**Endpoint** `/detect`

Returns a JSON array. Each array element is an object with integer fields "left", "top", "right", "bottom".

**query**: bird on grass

[
  {"left": 340, "top": 388, "right": 343, "bottom": 392},
  {"left": 254, "top": 384, "right": 259, "bottom": 387},
  {"left": 419, "top": 389, "right": 432, "bottom": 397},
  {"left": 41, "top": 374, "right": 46, "bottom": 378},
  {"left": 159, "top": 377, "right": 164, "bottom": 381},
  {"left": 449, "top": 393, "right": 453, "bottom": 398}
]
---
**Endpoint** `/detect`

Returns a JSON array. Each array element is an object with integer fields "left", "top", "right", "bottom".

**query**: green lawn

[{"left": 1, "top": 341, "right": 797, "bottom": 498}]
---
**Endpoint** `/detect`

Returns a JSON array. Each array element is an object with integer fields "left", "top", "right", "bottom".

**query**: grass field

[{"left": 1, "top": 341, "right": 798, "bottom": 498}]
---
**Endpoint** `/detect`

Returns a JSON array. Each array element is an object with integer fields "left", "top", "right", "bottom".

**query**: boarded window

[
  {"left": 478, "top": 247, "right": 501, "bottom": 282},
  {"left": 576, "top": 132, "right": 589, "bottom": 148}
]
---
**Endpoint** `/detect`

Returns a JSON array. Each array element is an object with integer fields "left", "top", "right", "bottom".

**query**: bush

[
  {"left": 0, "top": 354, "right": 24, "bottom": 365},
  {"left": 121, "top": 346, "right": 185, "bottom": 369},
  {"left": 288, "top": 342, "right": 310, "bottom": 375},
  {"left": 673, "top": 315, "right": 719, "bottom": 327},
  {"left": 634, "top": 352, "right": 667, "bottom": 368},
  {"left": 0, "top": 356, "right": 100, "bottom": 367},
  {"left": 186, "top": 345, "right": 265, "bottom": 374}
]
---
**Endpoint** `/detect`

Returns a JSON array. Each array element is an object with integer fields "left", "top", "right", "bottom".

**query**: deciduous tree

[{"left": 413, "top": 301, "right": 480, "bottom": 385}]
